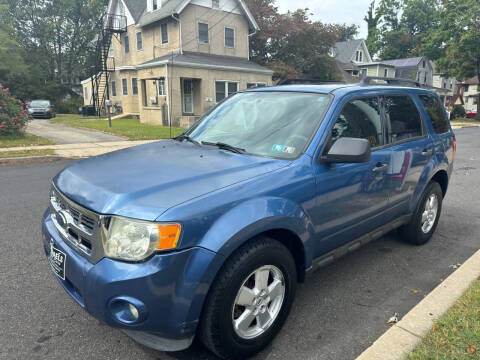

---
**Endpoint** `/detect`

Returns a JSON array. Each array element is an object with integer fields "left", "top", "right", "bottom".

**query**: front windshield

[
  {"left": 186, "top": 92, "right": 331, "bottom": 159},
  {"left": 30, "top": 100, "right": 50, "bottom": 107}
]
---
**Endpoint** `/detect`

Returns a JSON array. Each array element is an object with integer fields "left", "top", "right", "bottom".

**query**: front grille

[{"left": 49, "top": 186, "right": 104, "bottom": 263}]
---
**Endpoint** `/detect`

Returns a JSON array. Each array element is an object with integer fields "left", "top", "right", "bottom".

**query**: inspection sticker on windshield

[{"left": 272, "top": 144, "right": 296, "bottom": 154}]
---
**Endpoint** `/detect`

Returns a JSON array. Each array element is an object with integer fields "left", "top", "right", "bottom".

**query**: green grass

[
  {"left": 408, "top": 280, "right": 480, "bottom": 360},
  {"left": 0, "top": 132, "right": 55, "bottom": 148},
  {"left": 451, "top": 117, "right": 480, "bottom": 124},
  {"left": 50, "top": 114, "right": 185, "bottom": 140},
  {"left": 0, "top": 149, "right": 55, "bottom": 158}
]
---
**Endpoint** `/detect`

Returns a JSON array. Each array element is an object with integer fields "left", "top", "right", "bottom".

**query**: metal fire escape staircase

[{"left": 91, "top": 13, "right": 126, "bottom": 116}]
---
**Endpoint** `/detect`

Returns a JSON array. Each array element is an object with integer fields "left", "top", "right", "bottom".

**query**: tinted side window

[
  {"left": 384, "top": 96, "right": 423, "bottom": 143},
  {"left": 419, "top": 95, "right": 449, "bottom": 134},
  {"left": 331, "top": 97, "right": 383, "bottom": 148}
]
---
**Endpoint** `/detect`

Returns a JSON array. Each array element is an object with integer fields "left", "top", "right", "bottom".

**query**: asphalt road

[
  {"left": 27, "top": 119, "right": 124, "bottom": 144},
  {"left": 1, "top": 127, "right": 479, "bottom": 360}
]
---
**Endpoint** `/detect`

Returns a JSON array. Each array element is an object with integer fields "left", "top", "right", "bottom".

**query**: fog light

[
  {"left": 128, "top": 303, "right": 139, "bottom": 320},
  {"left": 108, "top": 296, "right": 147, "bottom": 325}
]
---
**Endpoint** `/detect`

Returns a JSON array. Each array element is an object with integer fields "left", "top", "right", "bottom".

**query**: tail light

[{"left": 452, "top": 137, "right": 456, "bottom": 163}]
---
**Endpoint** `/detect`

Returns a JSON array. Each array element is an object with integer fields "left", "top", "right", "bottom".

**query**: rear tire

[
  {"left": 199, "top": 237, "right": 297, "bottom": 360},
  {"left": 399, "top": 181, "right": 443, "bottom": 245}
]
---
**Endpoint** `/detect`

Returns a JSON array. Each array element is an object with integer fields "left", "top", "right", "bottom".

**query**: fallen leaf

[
  {"left": 468, "top": 345, "right": 476, "bottom": 356},
  {"left": 387, "top": 313, "right": 399, "bottom": 325},
  {"left": 411, "top": 289, "right": 420, "bottom": 294},
  {"left": 432, "top": 323, "right": 439, "bottom": 333}
]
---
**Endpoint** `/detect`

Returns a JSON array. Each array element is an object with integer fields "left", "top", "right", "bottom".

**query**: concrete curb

[
  {"left": 356, "top": 249, "right": 480, "bottom": 360},
  {"left": 0, "top": 155, "right": 65, "bottom": 165}
]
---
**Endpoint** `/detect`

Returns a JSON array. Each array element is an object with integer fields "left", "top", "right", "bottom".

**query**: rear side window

[
  {"left": 419, "top": 95, "right": 449, "bottom": 134},
  {"left": 331, "top": 97, "right": 383, "bottom": 148},
  {"left": 384, "top": 96, "right": 423, "bottom": 143}
]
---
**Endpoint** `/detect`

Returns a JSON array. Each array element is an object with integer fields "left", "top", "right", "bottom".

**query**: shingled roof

[
  {"left": 333, "top": 39, "right": 364, "bottom": 63},
  {"left": 136, "top": 51, "right": 273, "bottom": 74},
  {"left": 123, "top": 0, "right": 147, "bottom": 22}
]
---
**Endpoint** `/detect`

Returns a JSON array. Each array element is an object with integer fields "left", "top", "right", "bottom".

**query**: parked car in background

[
  {"left": 28, "top": 100, "right": 56, "bottom": 119},
  {"left": 42, "top": 82, "right": 455, "bottom": 359},
  {"left": 466, "top": 111, "right": 477, "bottom": 118}
]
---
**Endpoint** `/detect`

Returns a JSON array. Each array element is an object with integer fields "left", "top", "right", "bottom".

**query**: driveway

[
  {"left": 27, "top": 119, "right": 124, "bottom": 144},
  {"left": 1, "top": 128, "right": 479, "bottom": 360}
]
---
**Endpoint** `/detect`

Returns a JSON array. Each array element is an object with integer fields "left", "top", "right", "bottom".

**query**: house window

[
  {"left": 423, "top": 60, "right": 426, "bottom": 68},
  {"left": 198, "top": 23, "right": 209, "bottom": 44},
  {"left": 183, "top": 79, "right": 194, "bottom": 114},
  {"left": 84, "top": 87, "right": 88, "bottom": 100},
  {"left": 247, "top": 82, "right": 266, "bottom": 89},
  {"left": 111, "top": 81, "right": 117, "bottom": 97},
  {"left": 212, "top": 0, "right": 220, "bottom": 8},
  {"left": 132, "top": 78, "right": 138, "bottom": 95},
  {"left": 161, "top": 23, "right": 168, "bottom": 44},
  {"left": 152, "top": 0, "right": 158, "bottom": 10},
  {"left": 352, "top": 70, "right": 359, "bottom": 77},
  {"left": 122, "top": 78, "right": 128, "bottom": 95},
  {"left": 225, "top": 27, "right": 235, "bottom": 48},
  {"left": 450, "top": 80, "right": 453, "bottom": 89},
  {"left": 157, "top": 78, "right": 165, "bottom": 95},
  {"left": 215, "top": 81, "right": 238, "bottom": 103},
  {"left": 124, "top": 35, "right": 130, "bottom": 53},
  {"left": 384, "top": 68, "right": 388, "bottom": 78},
  {"left": 136, "top": 32, "right": 143, "bottom": 51},
  {"left": 362, "top": 68, "right": 367, "bottom": 77},
  {"left": 355, "top": 50, "right": 363, "bottom": 62}
]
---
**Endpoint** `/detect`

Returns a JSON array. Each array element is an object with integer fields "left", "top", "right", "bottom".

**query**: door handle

[
  {"left": 421, "top": 149, "right": 433, "bottom": 156},
  {"left": 372, "top": 163, "right": 388, "bottom": 173}
]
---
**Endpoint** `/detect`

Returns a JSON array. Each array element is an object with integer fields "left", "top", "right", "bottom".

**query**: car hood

[{"left": 54, "top": 140, "right": 289, "bottom": 220}]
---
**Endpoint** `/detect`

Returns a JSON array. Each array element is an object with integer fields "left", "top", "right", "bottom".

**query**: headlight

[
  {"left": 102, "top": 217, "right": 181, "bottom": 261},
  {"left": 28, "top": 109, "right": 34, "bottom": 113}
]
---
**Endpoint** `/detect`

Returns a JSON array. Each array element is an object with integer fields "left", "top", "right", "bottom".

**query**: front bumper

[{"left": 42, "top": 210, "right": 223, "bottom": 349}]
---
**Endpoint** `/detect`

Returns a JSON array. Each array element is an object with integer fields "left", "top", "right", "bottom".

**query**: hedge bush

[
  {"left": 0, "top": 84, "right": 30, "bottom": 135},
  {"left": 450, "top": 105, "right": 466, "bottom": 119},
  {"left": 54, "top": 96, "right": 84, "bottom": 114}
]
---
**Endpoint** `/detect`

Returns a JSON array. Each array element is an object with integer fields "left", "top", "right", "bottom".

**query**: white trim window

[
  {"left": 215, "top": 81, "right": 238, "bottom": 103},
  {"left": 183, "top": 79, "right": 194, "bottom": 114},
  {"left": 122, "top": 78, "right": 128, "bottom": 95},
  {"left": 152, "top": 0, "right": 158, "bottom": 10},
  {"left": 136, "top": 32, "right": 143, "bottom": 51},
  {"left": 157, "top": 78, "right": 166, "bottom": 96},
  {"left": 225, "top": 27, "right": 235, "bottom": 48},
  {"left": 198, "top": 23, "right": 209, "bottom": 44},
  {"left": 384, "top": 68, "right": 388, "bottom": 78},
  {"left": 355, "top": 50, "right": 363, "bottom": 62},
  {"left": 111, "top": 81, "right": 117, "bottom": 97},
  {"left": 132, "top": 78, "right": 138, "bottom": 95},
  {"left": 161, "top": 23, "right": 168, "bottom": 44}
]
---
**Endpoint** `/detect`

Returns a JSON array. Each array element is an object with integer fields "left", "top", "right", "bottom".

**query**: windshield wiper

[
  {"left": 201, "top": 141, "right": 246, "bottom": 154},
  {"left": 174, "top": 134, "right": 201, "bottom": 146}
]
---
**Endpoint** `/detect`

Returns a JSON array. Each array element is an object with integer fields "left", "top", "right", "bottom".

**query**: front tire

[
  {"left": 199, "top": 237, "right": 297, "bottom": 359},
  {"left": 399, "top": 181, "right": 443, "bottom": 245}
]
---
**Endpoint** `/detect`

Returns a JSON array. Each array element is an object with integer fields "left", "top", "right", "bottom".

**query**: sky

[{"left": 275, "top": 0, "right": 371, "bottom": 39}]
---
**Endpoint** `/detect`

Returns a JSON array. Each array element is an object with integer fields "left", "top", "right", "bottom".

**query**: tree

[
  {"left": 421, "top": 0, "right": 480, "bottom": 118},
  {"left": 0, "top": 0, "right": 107, "bottom": 100},
  {"left": 247, "top": 0, "right": 342, "bottom": 81},
  {"left": 334, "top": 23, "right": 359, "bottom": 42},
  {"left": 364, "top": 1, "right": 381, "bottom": 56}
]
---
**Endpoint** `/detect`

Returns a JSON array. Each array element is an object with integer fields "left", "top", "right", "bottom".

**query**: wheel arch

[{"left": 430, "top": 169, "right": 448, "bottom": 197}]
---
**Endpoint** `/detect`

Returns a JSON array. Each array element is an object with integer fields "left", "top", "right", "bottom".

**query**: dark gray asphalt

[{"left": 1, "top": 128, "right": 479, "bottom": 360}]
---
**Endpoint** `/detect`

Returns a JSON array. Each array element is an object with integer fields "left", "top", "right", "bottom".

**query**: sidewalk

[{"left": 0, "top": 140, "right": 156, "bottom": 158}]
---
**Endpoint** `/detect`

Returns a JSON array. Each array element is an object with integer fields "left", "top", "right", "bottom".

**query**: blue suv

[{"left": 42, "top": 83, "right": 455, "bottom": 359}]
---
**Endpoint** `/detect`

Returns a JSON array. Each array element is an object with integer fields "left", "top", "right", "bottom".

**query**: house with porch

[
  {"left": 82, "top": 0, "right": 273, "bottom": 127},
  {"left": 461, "top": 76, "right": 479, "bottom": 113}
]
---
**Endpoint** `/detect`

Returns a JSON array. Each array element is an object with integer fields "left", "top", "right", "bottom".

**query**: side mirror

[{"left": 323, "top": 137, "right": 372, "bottom": 164}]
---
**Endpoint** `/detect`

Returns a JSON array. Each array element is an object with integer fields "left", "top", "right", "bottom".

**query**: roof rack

[
  {"left": 360, "top": 76, "right": 425, "bottom": 88},
  {"left": 279, "top": 78, "right": 346, "bottom": 86}
]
